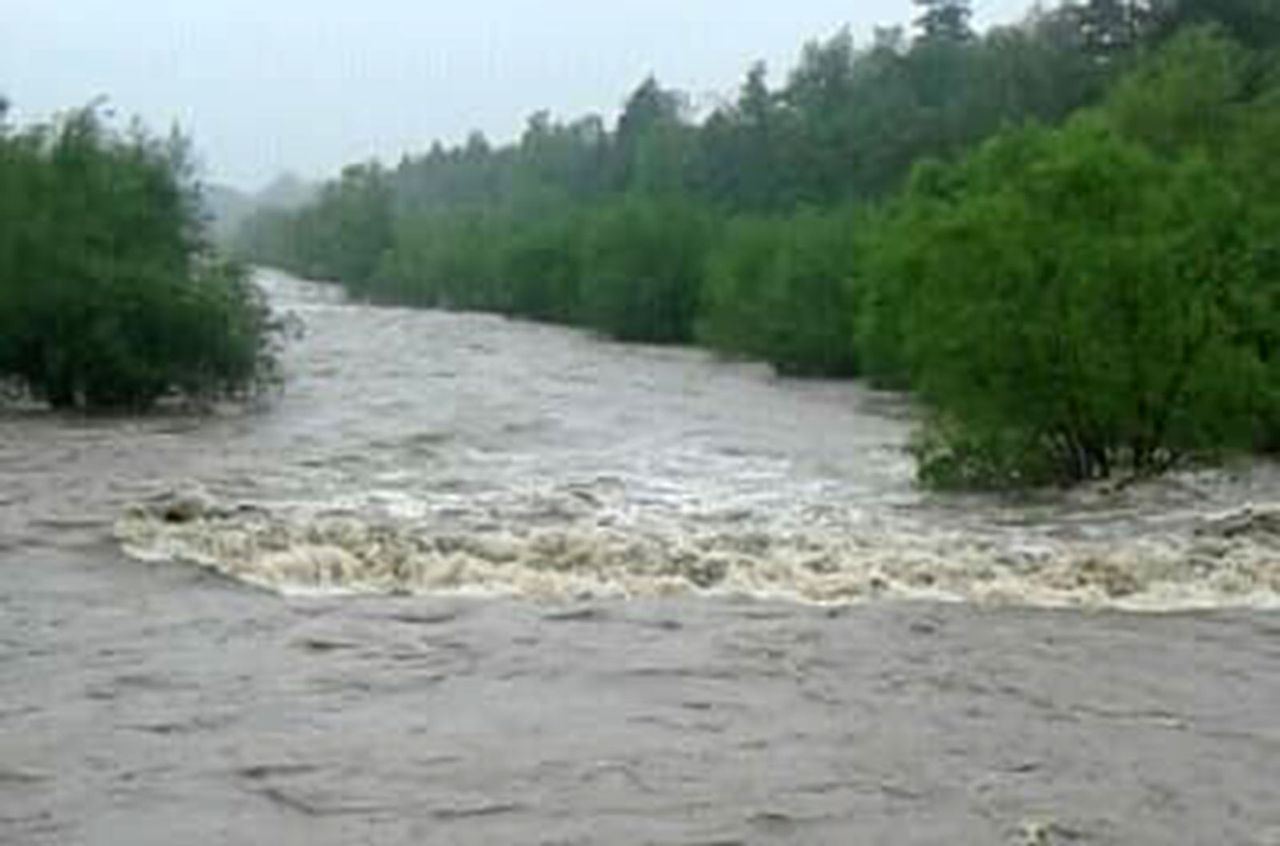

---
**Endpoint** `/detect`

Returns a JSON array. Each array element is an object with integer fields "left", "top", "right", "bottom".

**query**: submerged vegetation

[
  {"left": 236, "top": 0, "right": 1280, "bottom": 487},
  {"left": 0, "top": 103, "right": 279, "bottom": 411}
]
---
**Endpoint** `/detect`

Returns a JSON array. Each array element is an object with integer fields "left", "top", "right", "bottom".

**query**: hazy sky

[{"left": 4, "top": 0, "right": 1032, "bottom": 190}]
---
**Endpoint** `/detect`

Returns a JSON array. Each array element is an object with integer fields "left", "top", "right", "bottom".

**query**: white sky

[{"left": 3, "top": 0, "right": 1034, "bottom": 190}]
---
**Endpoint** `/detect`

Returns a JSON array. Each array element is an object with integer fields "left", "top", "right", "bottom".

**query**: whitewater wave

[{"left": 115, "top": 487, "right": 1280, "bottom": 612}]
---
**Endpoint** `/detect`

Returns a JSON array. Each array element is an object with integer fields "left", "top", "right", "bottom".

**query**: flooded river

[{"left": 2, "top": 270, "right": 1278, "bottom": 844}]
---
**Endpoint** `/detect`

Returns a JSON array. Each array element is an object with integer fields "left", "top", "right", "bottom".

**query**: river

[{"left": 1, "top": 270, "right": 1277, "bottom": 844}]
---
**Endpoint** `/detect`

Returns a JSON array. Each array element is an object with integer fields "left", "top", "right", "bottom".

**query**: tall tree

[
  {"left": 782, "top": 29, "right": 860, "bottom": 203},
  {"left": 1149, "top": 0, "right": 1280, "bottom": 48},
  {"left": 614, "top": 77, "right": 685, "bottom": 190},
  {"left": 914, "top": 0, "right": 974, "bottom": 43},
  {"left": 1079, "top": 0, "right": 1149, "bottom": 57}
]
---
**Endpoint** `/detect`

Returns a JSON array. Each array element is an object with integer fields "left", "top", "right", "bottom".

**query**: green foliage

[
  {"left": 1078, "top": 0, "right": 1148, "bottom": 57},
  {"left": 911, "top": 416, "right": 1060, "bottom": 490},
  {"left": 370, "top": 211, "right": 502, "bottom": 310},
  {"left": 334, "top": 193, "right": 709, "bottom": 345},
  {"left": 1103, "top": 26, "right": 1252, "bottom": 156},
  {"left": 1150, "top": 0, "right": 1280, "bottom": 49},
  {"left": 1102, "top": 26, "right": 1280, "bottom": 454},
  {"left": 497, "top": 213, "right": 583, "bottom": 323},
  {"left": 246, "top": 163, "right": 391, "bottom": 284},
  {"left": 862, "top": 118, "right": 1272, "bottom": 484},
  {"left": 228, "top": 6, "right": 1280, "bottom": 487},
  {"left": 0, "top": 107, "right": 279, "bottom": 410},
  {"left": 853, "top": 182, "right": 937, "bottom": 389},
  {"left": 699, "top": 208, "right": 860, "bottom": 376},
  {"left": 914, "top": 0, "right": 975, "bottom": 44},
  {"left": 579, "top": 197, "right": 711, "bottom": 343},
  {"left": 614, "top": 78, "right": 693, "bottom": 194}
]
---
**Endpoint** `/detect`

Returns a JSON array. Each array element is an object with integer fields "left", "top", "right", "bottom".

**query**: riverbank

[{"left": 2, "top": 269, "right": 1278, "bottom": 613}]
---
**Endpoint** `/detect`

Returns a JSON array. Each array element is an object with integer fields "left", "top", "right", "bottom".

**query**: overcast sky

[{"left": 3, "top": 0, "right": 1033, "bottom": 191}]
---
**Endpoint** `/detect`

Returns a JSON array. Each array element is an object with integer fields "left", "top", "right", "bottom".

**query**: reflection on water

[{"left": 4, "top": 269, "right": 1280, "bottom": 609}]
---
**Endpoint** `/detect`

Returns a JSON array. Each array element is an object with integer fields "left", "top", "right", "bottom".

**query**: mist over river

[{"left": 2, "top": 270, "right": 1278, "bottom": 844}]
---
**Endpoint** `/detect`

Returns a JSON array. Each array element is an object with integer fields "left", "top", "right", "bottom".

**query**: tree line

[
  {"left": 236, "top": 0, "right": 1280, "bottom": 487},
  {"left": 0, "top": 103, "right": 279, "bottom": 411}
]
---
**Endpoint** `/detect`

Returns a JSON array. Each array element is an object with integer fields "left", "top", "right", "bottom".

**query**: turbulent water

[
  {"left": 6, "top": 269, "right": 1278, "bottom": 610},
  {"left": 5, "top": 270, "right": 1280, "bottom": 845}
]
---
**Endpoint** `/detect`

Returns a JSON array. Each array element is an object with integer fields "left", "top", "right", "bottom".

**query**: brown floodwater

[{"left": 1, "top": 270, "right": 1277, "bottom": 844}]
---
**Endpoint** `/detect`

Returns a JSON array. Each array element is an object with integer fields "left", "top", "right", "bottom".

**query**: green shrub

[
  {"left": 863, "top": 118, "right": 1271, "bottom": 485},
  {"left": 368, "top": 211, "right": 503, "bottom": 309},
  {"left": 578, "top": 197, "right": 711, "bottom": 343},
  {"left": 497, "top": 214, "right": 582, "bottom": 323},
  {"left": 0, "top": 106, "right": 280, "bottom": 410},
  {"left": 699, "top": 208, "right": 859, "bottom": 376},
  {"left": 910, "top": 416, "right": 1060, "bottom": 490}
]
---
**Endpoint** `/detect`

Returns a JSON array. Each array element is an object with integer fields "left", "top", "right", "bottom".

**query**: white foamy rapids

[{"left": 114, "top": 490, "right": 1280, "bottom": 612}]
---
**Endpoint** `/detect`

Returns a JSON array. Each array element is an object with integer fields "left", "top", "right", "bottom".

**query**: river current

[
  {"left": 4, "top": 270, "right": 1280, "bottom": 845},
  {"left": 4, "top": 269, "right": 1277, "bottom": 611}
]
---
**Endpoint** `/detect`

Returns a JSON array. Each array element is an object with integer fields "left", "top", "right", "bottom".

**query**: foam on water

[
  {"left": 115, "top": 486, "right": 1280, "bottom": 611},
  {"left": 3, "top": 268, "right": 1259, "bottom": 613}
]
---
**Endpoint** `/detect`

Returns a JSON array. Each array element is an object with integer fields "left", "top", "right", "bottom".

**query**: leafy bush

[
  {"left": 861, "top": 117, "right": 1271, "bottom": 484},
  {"left": 368, "top": 211, "right": 502, "bottom": 309},
  {"left": 578, "top": 197, "right": 711, "bottom": 343},
  {"left": 1103, "top": 26, "right": 1280, "bottom": 455},
  {"left": 699, "top": 208, "right": 859, "bottom": 376},
  {"left": 497, "top": 213, "right": 583, "bottom": 323},
  {"left": 0, "top": 106, "right": 280, "bottom": 410},
  {"left": 910, "top": 416, "right": 1060, "bottom": 490},
  {"left": 1102, "top": 26, "right": 1253, "bottom": 158}
]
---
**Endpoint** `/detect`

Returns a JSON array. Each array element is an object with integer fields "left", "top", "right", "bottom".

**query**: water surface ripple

[
  {"left": 2, "top": 269, "right": 1278, "bottom": 609},
  {"left": 3, "top": 271, "right": 1279, "bottom": 844}
]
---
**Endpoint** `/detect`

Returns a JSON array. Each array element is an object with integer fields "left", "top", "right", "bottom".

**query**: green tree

[
  {"left": 864, "top": 119, "right": 1269, "bottom": 486},
  {"left": 228, "top": 1, "right": 1280, "bottom": 479},
  {"left": 1149, "top": 0, "right": 1280, "bottom": 48},
  {"left": 0, "top": 105, "right": 278, "bottom": 410},
  {"left": 579, "top": 197, "right": 711, "bottom": 343},
  {"left": 699, "top": 208, "right": 860, "bottom": 376},
  {"left": 1079, "top": 0, "right": 1149, "bottom": 56},
  {"left": 614, "top": 77, "right": 688, "bottom": 193},
  {"left": 914, "top": 0, "right": 974, "bottom": 43}
]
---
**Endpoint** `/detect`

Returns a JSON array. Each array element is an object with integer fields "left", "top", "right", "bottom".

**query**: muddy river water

[{"left": 1, "top": 270, "right": 1277, "bottom": 844}]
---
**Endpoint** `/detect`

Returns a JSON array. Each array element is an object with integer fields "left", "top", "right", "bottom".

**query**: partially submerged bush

[
  {"left": 910, "top": 417, "right": 1060, "bottom": 491},
  {"left": 862, "top": 118, "right": 1273, "bottom": 485},
  {"left": 368, "top": 210, "right": 502, "bottom": 309},
  {"left": 496, "top": 213, "right": 583, "bottom": 323},
  {"left": 699, "top": 208, "right": 860, "bottom": 377},
  {"left": 578, "top": 197, "right": 711, "bottom": 344},
  {"left": 0, "top": 106, "right": 280, "bottom": 410}
]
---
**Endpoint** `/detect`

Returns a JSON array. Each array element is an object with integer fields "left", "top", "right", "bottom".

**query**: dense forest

[
  {"left": 236, "top": 0, "right": 1280, "bottom": 487},
  {"left": 0, "top": 102, "right": 279, "bottom": 411}
]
